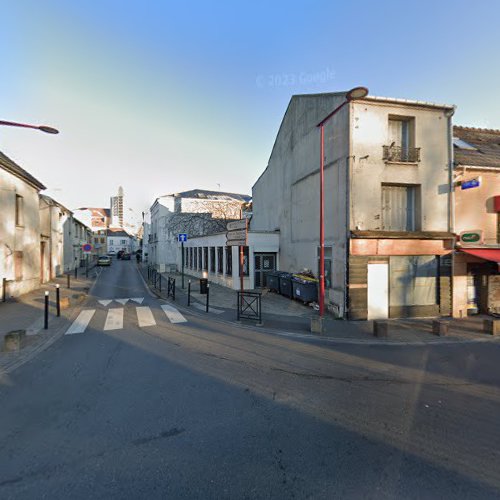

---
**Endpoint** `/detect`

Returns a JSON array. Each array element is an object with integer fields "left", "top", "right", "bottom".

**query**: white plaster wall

[
  {"left": 350, "top": 100, "right": 450, "bottom": 232},
  {"left": 180, "top": 232, "right": 279, "bottom": 289},
  {"left": 0, "top": 169, "right": 41, "bottom": 297}
]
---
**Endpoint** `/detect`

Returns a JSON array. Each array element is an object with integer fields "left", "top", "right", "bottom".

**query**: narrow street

[{"left": 1, "top": 261, "right": 500, "bottom": 499}]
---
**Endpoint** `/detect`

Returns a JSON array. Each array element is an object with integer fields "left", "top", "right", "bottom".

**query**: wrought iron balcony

[{"left": 383, "top": 145, "right": 420, "bottom": 163}]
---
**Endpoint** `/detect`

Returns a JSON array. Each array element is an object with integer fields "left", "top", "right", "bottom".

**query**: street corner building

[
  {"left": 251, "top": 91, "right": 456, "bottom": 320},
  {"left": 452, "top": 127, "right": 500, "bottom": 318}
]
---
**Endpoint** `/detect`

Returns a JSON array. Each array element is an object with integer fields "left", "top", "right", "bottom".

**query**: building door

[
  {"left": 40, "top": 242, "right": 46, "bottom": 283},
  {"left": 367, "top": 263, "right": 389, "bottom": 319},
  {"left": 254, "top": 253, "right": 276, "bottom": 288},
  {"left": 467, "top": 263, "right": 494, "bottom": 315}
]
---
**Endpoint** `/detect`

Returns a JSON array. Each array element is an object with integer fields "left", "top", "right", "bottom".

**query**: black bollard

[
  {"left": 44, "top": 291, "right": 49, "bottom": 329},
  {"left": 2, "top": 277, "right": 6, "bottom": 302},
  {"left": 188, "top": 280, "right": 191, "bottom": 306},
  {"left": 67, "top": 273, "right": 70, "bottom": 289},
  {"left": 159, "top": 274, "right": 162, "bottom": 292},
  {"left": 206, "top": 284, "right": 209, "bottom": 312},
  {"left": 74, "top": 266, "right": 78, "bottom": 279},
  {"left": 56, "top": 284, "right": 60, "bottom": 317},
  {"left": 172, "top": 279, "right": 176, "bottom": 301}
]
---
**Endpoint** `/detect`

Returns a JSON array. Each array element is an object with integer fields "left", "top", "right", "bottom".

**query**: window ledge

[{"left": 384, "top": 160, "right": 419, "bottom": 166}]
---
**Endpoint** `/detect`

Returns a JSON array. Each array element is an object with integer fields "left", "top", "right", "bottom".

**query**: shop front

[{"left": 453, "top": 248, "right": 500, "bottom": 317}]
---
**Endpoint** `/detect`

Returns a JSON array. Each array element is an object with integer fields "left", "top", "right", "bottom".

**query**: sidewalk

[
  {"left": 140, "top": 264, "right": 500, "bottom": 345},
  {"left": 0, "top": 267, "right": 98, "bottom": 375}
]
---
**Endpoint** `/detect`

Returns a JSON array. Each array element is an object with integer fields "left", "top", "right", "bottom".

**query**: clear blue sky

[{"left": 1, "top": 0, "right": 499, "bottom": 222}]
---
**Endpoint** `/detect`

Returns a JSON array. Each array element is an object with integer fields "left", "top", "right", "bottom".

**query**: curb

[{"left": 137, "top": 266, "right": 500, "bottom": 347}]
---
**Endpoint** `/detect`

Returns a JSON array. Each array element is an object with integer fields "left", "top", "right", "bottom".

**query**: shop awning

[{"left": 460, "top": 248, "right": 500, "bottom": 263}]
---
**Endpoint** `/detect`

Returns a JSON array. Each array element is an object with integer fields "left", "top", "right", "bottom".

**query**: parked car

[
  {"left": 107, "top": 251, "right": 116, "bottom": 258},
  {"left": 98, "top": 256, "right": 111, "bottom": 266},
  {"left": 117, "top": 250, "right": 125, "bottom": 259},
  {"left": 121, "top": 253, "right": 131, "bottom": 260}
]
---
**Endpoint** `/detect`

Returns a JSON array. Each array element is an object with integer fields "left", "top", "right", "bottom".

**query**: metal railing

[
  {"left": 237, "top": 291, "right": 262, "bottom": 324},
  {"left": 383, "top": 145, "right": 420, "bottom": 163}
]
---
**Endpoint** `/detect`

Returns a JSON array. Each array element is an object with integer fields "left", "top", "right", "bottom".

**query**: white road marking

[
  {"left": 98, "top": 300, "right": 112, "bottom": 306},
  {"left": 104, "top": 308, "right": 124, "bottom": 330},
  {"left": 65, "top": 309, "right": 96, "bottom": 335},
  {"left": 192, "top": 303, "right": 225, "bottom": 314},
  {"left": 115, "top": 298, "right": 129, "bottom": 305},
  {"left": 136, "top": 306, "right": 156, "bottom": 327},
  {"left": 161, "top": 304, "right": 187, "bottom": 324},
  {"left": 131, "top": 297, "right": 144, "bottom": 304}
]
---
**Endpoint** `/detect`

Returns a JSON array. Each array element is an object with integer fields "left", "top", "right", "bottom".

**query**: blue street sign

[
  {"left": 178, "top": 233, "right": 188, "bottom": 242},
  {"left": 461, "top": 178, "right": 481, "bottom": 190}
]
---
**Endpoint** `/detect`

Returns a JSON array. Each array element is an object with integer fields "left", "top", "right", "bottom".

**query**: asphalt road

[{"left": 1, "top": 261, "right": 500, "bottom": 499}]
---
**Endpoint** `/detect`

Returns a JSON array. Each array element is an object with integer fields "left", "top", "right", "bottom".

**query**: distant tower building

[{"left": 110, "top": 186, "right": 124, "bottom": 228}]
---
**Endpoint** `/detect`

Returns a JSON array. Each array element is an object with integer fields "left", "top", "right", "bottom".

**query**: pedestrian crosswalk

[
  {"left": 103, "top": 308, "right": 124, "bottom": 331},
  {"left": 66, "top": 309, "right": 96, "bottom": 335},
  {"left": 136, "top": 306, "right": 156, "bottom": 327},
  {"left": 97, "top": 297, "right": 144, "bottom": 306},
  {"left": 161, "top": 304, "right": 188, "bottom": 324},
  {"left": 65, "top": 304, "right": 188, "bottom": 335}
]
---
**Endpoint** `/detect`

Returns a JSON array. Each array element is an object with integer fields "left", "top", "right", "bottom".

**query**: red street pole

[
  {"left": 319, "top": 125, "right": 325, "bottom": 317},
  {"left": 240, "top": 245, "right": 244, "bottom": 292}
]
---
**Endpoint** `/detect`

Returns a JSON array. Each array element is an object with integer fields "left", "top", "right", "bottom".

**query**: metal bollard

[
  {"left": 2, "top": 277, "right": 7, "bottom": 302},
  {"left": 44, "top": 291, "right": 49, "bottom": 329},
  {"left": 172, "top": 279, "right": 176, "bottom": 301},
  {"left": 159, "top": 274, "right": 162, "bottom": 292},
  {"left": 67, "top": 273, "right": 71, "bottom": 289},
  {"left": 188, "top": 280, "right": 191, "bottom": 306},
  {"left": 74, "top": 266, "right": 78, "bottom": 279},
  {"left": 56, "top": 284, "right": 60, "bottom": 317},
  {"left": 206, "top": 284, "right": 209, "bottom": 312}
]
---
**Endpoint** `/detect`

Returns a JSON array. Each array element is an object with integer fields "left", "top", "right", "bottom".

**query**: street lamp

[
  {"left": 0, "top": 119, "right": 59, "bottom": 134},
  {"left": 316, "top": 86, "right": 368, "bottom": 318}
]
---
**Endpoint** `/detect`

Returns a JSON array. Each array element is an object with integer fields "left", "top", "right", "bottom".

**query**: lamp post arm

[
  {"left": 316, "top": 100, "right": 349, "bottom": 128},
  {"left": 0, "top": 120, "right": 59, "bottom": 134}
]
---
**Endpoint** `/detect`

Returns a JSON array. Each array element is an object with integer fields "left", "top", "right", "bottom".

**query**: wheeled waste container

[
  {"left": 266, "top": 271, "right": 280, "bottom": 293},
  {"left": 292, "top": 275, "right": 318, "bottom": 303},
  {"left": 278, "top": 272, "right": 293, "bottom": 298}
]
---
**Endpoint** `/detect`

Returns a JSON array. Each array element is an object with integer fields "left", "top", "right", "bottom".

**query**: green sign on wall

[{"left": 459, "top": 230, "right": 483, "bottom": 245}]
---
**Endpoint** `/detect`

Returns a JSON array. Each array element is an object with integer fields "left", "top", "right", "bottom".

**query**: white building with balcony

[{"left": 252, "top": 91, "right": 455, "bottom": 319}]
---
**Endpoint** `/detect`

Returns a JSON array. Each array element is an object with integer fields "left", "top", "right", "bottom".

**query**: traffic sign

[
  {"left": 227, "top": 220, "right": 247, "bottom": 231},
  {"left": 226, "top": 229, "right": 247, "bottom": 241},
  {"left": 82, "top": 243, "right": 92, "bottom": 253},
  {"left": 226, "top": 219, "right": 248, "bottom": 246},
  {"left": 178, "top": 233, "right": 188, "bottom": 242},
  {"left": 226, "top": 239, "right": 247, "bottom": 247},
  {"left": 461, "top": 177, "right": 481, "bottom": 190}
]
